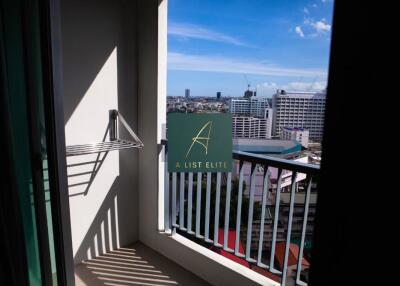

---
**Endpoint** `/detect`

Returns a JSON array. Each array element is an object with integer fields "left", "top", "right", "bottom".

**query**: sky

[{"left": 167, "top": 0, "right": 334, "bottom": 97}]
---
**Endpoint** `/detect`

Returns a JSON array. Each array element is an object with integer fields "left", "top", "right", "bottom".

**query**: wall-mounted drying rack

[{"left": 66, "top": 110, "right": 143, "bottom": 157}]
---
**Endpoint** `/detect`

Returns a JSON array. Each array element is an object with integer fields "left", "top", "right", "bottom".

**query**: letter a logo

[{"left": 185, "top": 121, "right": 212, "bottom": 158}]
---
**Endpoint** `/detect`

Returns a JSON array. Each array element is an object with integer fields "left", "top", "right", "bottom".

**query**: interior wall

[{"left": 60, "top": 0, "right": 139, "bottom": 264}]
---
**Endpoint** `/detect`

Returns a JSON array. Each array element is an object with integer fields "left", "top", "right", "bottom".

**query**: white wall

[
  {"left": 60, "top": 0, "right": 281, "bottom": 284},
  {"left": 61, "top": 0, "right": 139, "bottom": 264}
]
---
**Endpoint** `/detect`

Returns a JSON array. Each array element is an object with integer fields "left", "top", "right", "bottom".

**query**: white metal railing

[{"left": 162, "top": 141, "right": 319, "bottom": 286}]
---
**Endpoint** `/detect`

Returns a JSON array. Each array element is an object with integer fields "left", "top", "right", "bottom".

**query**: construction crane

[
  {"left": 243, "top": 74, "right": 255, "bottom": 98},
  {"left": 243, "top": 74, "right": 251, "bottom": 90}
]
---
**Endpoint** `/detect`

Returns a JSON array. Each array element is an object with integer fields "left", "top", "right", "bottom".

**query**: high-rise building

[
  {"left": 272, "top": 89, "right": 326, "bottom": 142},
  {"left": 216, "top": 91, "right": 221, "bottom": 100},
  {"left": 281, "top": 127, "right": 309, "bottom": 148},
  {"left": 232, "top": 115, "right": 272, "bottom": 139},
  {"left": 185, "top": 89, "right": 190, "bottom": 98},
  {"left": 230, "top": 98, "right": 273, "bottom": 139},
  {"left": 229, "top": 97, "right": 270, "bottom": 118},
  {"left": 244, "top": 89, "right": 255, "bottom": 98}
]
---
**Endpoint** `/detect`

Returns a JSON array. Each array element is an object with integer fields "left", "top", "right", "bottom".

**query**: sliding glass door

[{"left": 1, "top": 0, "right": 72, "bottom": 285}]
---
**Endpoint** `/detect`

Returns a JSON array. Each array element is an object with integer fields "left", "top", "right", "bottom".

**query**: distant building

[
  {"left": 244, "top": 89, "right": 255, "bottom": 98},
  {"left": 232, "top": 116, "right": 271, "bottom": 139},
  {"left": 281, "top": 127, "right": 309, "bottom": 148},
  {"left": 216, "top": 91, "right": 221, "bottom": 100},
  {"left": 232, "top": 137, "right": 304, "bottom": 200},
  {"left": 272, "top": 89, "right": 326, "bottom": 142},
  {"left": 229, "top": 97, "right": 270, "bottom": 118},
  {"left": 232, "top": 138, "right": 302, "bottom": 155},
  {"left": 185, "top": 89, "right": 190, "bottom": 98},
  {"left": 267, "top": 97, "right": 272, "bottom": 108},
  {"left": 231, "top": 138, "right": 311, "bottom": 259}
]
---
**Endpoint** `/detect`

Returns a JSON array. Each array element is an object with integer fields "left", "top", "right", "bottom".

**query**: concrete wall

[
  {"left": 60, "top": 0, "right": 139, "bottom": 264},
  {"left": 136, "top": 1, "right": 277, "bottom": 285}
]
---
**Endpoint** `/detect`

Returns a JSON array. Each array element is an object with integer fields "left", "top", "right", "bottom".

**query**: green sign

[{"left": 167, "top": 113, "right": 232, "bottom": 172}]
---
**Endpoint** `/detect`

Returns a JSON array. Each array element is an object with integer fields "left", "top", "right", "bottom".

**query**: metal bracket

[{"left": 66, "top": 109, "right": 143, "bottom": 156}]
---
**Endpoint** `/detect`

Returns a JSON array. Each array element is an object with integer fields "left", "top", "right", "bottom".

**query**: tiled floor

[{"left": 75, "top": 242, "right": 211, "bottom": 286}]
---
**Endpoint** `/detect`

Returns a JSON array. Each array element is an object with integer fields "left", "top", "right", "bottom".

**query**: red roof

[
  {"left": 274, "top": 242, "right": 310, "bottom": 269},
  {"left": 209, "top": 229, "right": 250, "bottom": 267},
  {"left": 209, "top": 230, "right": 309, "bottom": 280}
]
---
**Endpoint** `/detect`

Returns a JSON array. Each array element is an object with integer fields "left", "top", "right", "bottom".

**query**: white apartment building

[
  {"left": 272, "top": 89, "right": 326, "bottom": 141},
  {"left": 281, "top": 127, "right": 309, "bottom": 148},
  {"left": 229, "top": 97, "right": 270, "bottom": 118},
  {"left": 232, "top": 116, "right": 272, "bottom": 139}
]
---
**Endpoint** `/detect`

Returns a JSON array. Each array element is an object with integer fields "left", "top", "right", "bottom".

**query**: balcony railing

[{"left": 163, "top": 141, "right": 320, "bottom": 286}]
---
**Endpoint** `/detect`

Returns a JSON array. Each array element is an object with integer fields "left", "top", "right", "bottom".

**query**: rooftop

[
  {"left": 282, "top": 127, "right": 308, "bottom": 132},
  {"left": 233, "top": 138, "right": 302, "bottom": 155},
  {"left": 275, "top": 243, "right": 310, "bottom": 269},
  {"left": 274, "top": 89, "right": 326, "bottom": 98}
]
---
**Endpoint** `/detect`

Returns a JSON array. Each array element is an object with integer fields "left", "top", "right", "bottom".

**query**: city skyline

[{"left": 168, "top": 0, "right": 334, "bottom": 97}]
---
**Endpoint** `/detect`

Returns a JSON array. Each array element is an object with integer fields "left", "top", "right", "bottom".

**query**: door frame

[{"left": 38, "top": 0, "right": 75, "bottom": 285}]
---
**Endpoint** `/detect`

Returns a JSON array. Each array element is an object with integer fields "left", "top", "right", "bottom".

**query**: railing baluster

[
  {"left": 281, "top": 172, "right": 298, "bottom": 286},
  {"left": 163, "top": 141, "right": 320, "bottom": 283},
  {"left": 245, "top": 163, "right": 257, "bottom": 261},
  {"left": 164, "top": 162, "right": 170, "bottom": 232},
  {"left": 223, "top": 172, "right": 232, "bottom": 250},
  {"left": 296, "top": 176, "right": 313, "bottom": 286},
  {"left": 257, "top": 166, "right": 270, "bottom": 267},
  {"left": 204, "top": 172, "right": 212, "bottom": 242},
  {"left": 195, "top": 172, "right": 202, "bottom": 238},
  {"left": 214, "top": 172, "right": 222, "bottom": 246},
  {"left": 187, "top": 173, "right": 194, "bottom": 234},
  {"left": 235, "top": 162, "right": 245, "bottom": 256},
  {"left": 172, "top": 172, "right": 177, "bottom": 230},
  {"left": 270, "top": 168, "right": 283, "bottom": 272},
  {"left": 179, "top": 172, "right": 185, "bottom": 230}
]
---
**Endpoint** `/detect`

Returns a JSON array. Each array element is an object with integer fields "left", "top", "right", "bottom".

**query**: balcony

[
  {"left": 70, "top": 138, "right": 319, "bottom": 286},
  {"left": 162, "top": 143, "right": 319, "bottom": 286}
]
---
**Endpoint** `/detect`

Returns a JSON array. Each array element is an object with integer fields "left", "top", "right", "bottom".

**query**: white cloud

[
  {"left": 256, "top": 82, "right": 279, "bottom": 94},
  {"left": 169, "top": 22, "right": 252, "bottom": 47},
  {"left": 168, "top": 52, "right": 327, "bottom": 78},
  {"left": 295, "top": 26, "right": 305, "bottom": 38},
  {"left": 284, "top": 81, "right": 327, "bottom": 91},
  {"left": 312, "top": 20, "right": 331, "bottom": 33},
  {"left": 257, "top": 81, "right": 327, "bottom": 94},
  {"left": 303, "top": 18, "right": 331, "bottom": 37},
  {"left": 303, "top": 7, "right": 309, "bottom": 14}
]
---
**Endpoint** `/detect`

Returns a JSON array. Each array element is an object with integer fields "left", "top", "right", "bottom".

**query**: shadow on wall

[
  {"left": 74, "top": 177, "right": 121, "bottom": 263},
  {"left": 70, "top": 146, "right": 140, "bottom": 264},
  {"left": 67, "top": 125, "right": 110, "bottom": 197},
  {"left": 67, "top": 151, "right": 109, "bottom": 197},
  {"left": 61, "top": 0, "right": 139, "bottom": 264}
]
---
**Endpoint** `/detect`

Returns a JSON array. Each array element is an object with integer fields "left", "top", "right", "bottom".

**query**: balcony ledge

[{"left": 144, "top": 231, "right": 280, "bottom": 286}]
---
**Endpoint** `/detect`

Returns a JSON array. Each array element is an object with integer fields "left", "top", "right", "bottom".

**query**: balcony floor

[{"left": 75, "top": 242, "right": 211, "bottom": 286}]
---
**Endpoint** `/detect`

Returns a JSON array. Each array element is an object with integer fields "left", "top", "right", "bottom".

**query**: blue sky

[{"left": 167, "top": 0, "right": 334, "bottom": 97}]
